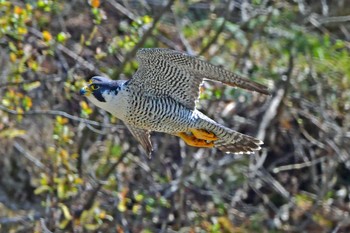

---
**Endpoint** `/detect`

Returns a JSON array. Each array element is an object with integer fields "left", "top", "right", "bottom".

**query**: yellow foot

[
  {"left": 177, "top": 132, "right": 214, "bottom": 148},
  {"left": 190, "top": 129, "right": 218, "bottom": 141}
]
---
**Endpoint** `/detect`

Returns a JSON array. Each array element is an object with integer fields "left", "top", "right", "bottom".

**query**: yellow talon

[
  {"left": 190, "top": 129, "right": 218, "bottom": 141},
  {"left": 177, "top": 132, "right": 214, "bottom": 148}
]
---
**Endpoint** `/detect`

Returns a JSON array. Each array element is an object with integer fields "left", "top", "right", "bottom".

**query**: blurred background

[{"left": 1, "top": 0, "right": 350, "bottom": 232}]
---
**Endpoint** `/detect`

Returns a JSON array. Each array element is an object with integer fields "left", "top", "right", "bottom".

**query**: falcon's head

[{"left": 80, "top": 76, "right": 127, "bottom": 110}]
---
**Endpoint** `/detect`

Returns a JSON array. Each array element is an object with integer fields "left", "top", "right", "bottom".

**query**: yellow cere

[{"left": 82, "top": 86, "right": 92, "bottom": 96}]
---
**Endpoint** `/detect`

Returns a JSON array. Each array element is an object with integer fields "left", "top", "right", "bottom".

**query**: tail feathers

[
  {"left": 207, "top": 123, "right": 262, "bottom": 154},
  {"left": 214, "top": 133, "right": 262, "bottom": 154},
  {"left": 198, "top": 112, "right": 263, "bottom": 154}
]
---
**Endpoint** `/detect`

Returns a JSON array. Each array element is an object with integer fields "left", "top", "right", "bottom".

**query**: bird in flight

[{"left": 80, "top": 48, "right": 270, "bottom": 157}]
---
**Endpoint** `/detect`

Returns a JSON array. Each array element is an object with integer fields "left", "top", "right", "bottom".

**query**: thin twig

[
  {"left": 28, "top": 27, "right": 105, "bottom": 76},
  {"left": 107, "top": 0, "right": 179, "bottom": 51},
  {"left": 0, "top": 104, "right": 122, "bottom": 128},
  {"left": 14, "top": 142, "right": 46, "bottom": 169},
  {"left": 199, "top": 0, "right": 234, "bottom": 56},
  {"left": 310, "top": 13, "right": 350, "bottom": 25},
  {"left": 257, "top": 50, "right": 293, "bottom": 140},
  {"left": 40, "top": 218, "right": 53, "bottom": 233},
  {"left": 0, "top": 212, "right": 42, "bottom": 225},
  {"left": 115, "top": 0, "right": 175, "bottom": 76},
  {"left": 0, "top": 75, "right": 63, "bottom": 88},
  {"left": 172, "top": 8, "right": 194, "bottom": 55},
  {"left": 106, "top": 0, "right": 137, "bottom": 21},
  {"left": 82, "top": 150, "right": 129, "bottom": 211},
  {"left": 272, "top": 156, "right": 326, "bottom": 173},
  {"left": 234, "top": 8, "right": 273, "bottom": 68}
]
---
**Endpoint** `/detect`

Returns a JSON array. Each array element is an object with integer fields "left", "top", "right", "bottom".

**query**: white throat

[{"left": 87, "top": 89, "right": 129, "bottom": 120}]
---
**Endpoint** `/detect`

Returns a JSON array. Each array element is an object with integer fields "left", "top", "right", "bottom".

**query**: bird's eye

[{"left": 90, "top": 84, "right": 100, "bottom": 90}]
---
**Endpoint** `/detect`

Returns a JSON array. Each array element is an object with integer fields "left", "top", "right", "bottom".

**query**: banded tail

[{"left": 199, "top": 117, "right": 262, "bottom": 154}]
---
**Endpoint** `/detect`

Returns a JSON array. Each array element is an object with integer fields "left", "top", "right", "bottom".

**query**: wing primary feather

[{"left": 124, "top": 123, "right": 153, "bottom": 158}]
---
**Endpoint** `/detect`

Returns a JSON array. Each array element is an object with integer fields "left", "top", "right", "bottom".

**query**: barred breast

[{"left": 124, "top": 93, "right": 197, "bottom": 134}]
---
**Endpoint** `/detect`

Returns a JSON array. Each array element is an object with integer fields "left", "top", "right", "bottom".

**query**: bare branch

[
  {"left": 0, "top": 104, "right": 121, "bottom": 128},
  {"left": 28, "top": 27, "right": 106, "bottom": 76},
  {"left": 310, "top": 13, "right": 350, "bottom": 25},
  {"left": 257, "top": 51, "right": 293, "bottom": 140},
  {"left": 82, "top": 150, "right": 129, "bottom": 211},
  {"left": 40, "top": 218, "right": 53, "bottom": 233},
  {"left": 0, "top": 75, "right": 63, "bottom": 88},
  {"left": 14, "top": 142, "right": 46, "bottom": 169},
  {"left": 272, "top": 156, "right": 326, "bottom": 173},
  {"left": 234, "top": 9, "right": 273, "bottom": 68},
  {"left": 106, "top": 0, "right": 137, "bottom": 21},
  {"left": 199, "top": 0, "right": 234, "bottom": 56},
  {"left": 0, "top": 212, "right": 42, "bottom": 225},
  {"left": 115, "top": 0, "right": 175, "bottom": 76}
]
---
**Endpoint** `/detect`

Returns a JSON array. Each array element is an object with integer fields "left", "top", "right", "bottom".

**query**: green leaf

[
  {"left": 34, "top": 185, "right": 52, "bottom": 195},
  {"left": 24, "top": 81, "right": 41, "bottom": 91},
  {"left": 0, "top": 129, "right": 26, "bottom": 138},
  {"left": 59, "top": 203, "right": 72, "bottom": 220},
  {"left": 57, "top": 32, "right": 68, "bottom": 42}
]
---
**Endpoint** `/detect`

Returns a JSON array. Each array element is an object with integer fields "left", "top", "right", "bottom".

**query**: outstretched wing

[
  {"left": 129, "top": 49, "right": 203, "bottom": 109},
  {"left": 128, "top": 48, "right": 270, "bottom": 110}
]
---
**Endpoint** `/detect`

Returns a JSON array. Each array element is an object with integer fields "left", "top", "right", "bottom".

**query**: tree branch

[
  {"left": 0, "top": 104, "right": 122, "bottom": 129},
  {"left": 114, "top": 0, "right": 175, "bottom": 77},
  {"left": 199, "top": 0, "right": 234, "bottom": 56},
  {"left": 82, "top": 150, "right": 129, "bottom": 211}
]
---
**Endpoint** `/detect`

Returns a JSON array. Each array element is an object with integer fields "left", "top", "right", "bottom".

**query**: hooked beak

[{"left": 80, "top": 86, "right": 91, "bottom": 96}]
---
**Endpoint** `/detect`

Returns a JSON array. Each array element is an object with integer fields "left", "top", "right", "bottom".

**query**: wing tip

[
  {"left": 223, "top": 78, "right": 272, "bottom": 96},
  {"left": 146, "top": 147, "right": 154, "bottom": 159},
  {"left": 257, "top": 87, "right": 272, "bottom": 96}
]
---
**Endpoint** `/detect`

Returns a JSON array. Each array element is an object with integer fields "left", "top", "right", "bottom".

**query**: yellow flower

[
  {"left": 42, "top": 30, "right": 52, "bottom": 42},
  {"left": 90, "top": 0, "right": 100, "bottom": 8},
  {"left": 18, "top": 27, "right": 28, "bottom": 35},
  {"left": 10, "top": 52, "right": 17, "bottom": 62},
  {"left": 14, "top": 6, "right": 23, "bottom": 15}
]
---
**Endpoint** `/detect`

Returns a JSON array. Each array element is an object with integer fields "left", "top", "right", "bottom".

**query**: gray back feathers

[{"left": 128, "top": 48, "right": 269, "bottom": 110}]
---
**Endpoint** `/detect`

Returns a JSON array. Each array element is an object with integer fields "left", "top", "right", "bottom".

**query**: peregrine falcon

[{"left": 80, "top": 48, "right": 270, "bottom": 157}]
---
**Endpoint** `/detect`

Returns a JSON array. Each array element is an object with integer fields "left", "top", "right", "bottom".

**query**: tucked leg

[
  {"left": 176, "top": 132, "right": 214, "bottom": 148},
  {"left": 190, "top": 129, "right": 218, "bottom": 141}
]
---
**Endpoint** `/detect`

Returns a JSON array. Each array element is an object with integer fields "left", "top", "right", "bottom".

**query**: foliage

[{"left": 0, "top": 0, "right": 350, "bottom": 232}]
